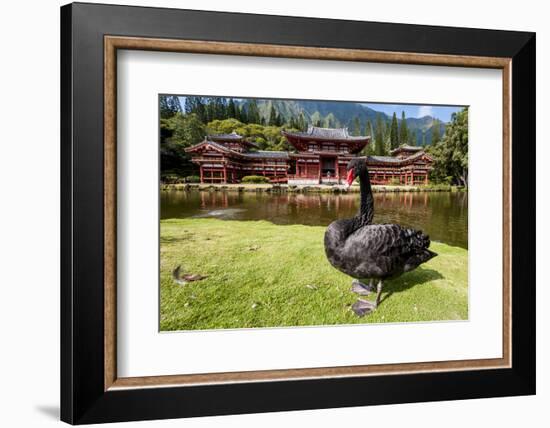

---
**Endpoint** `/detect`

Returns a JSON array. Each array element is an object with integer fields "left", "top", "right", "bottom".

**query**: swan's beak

[{"left": 346, "top": 169, "right": 355, "bottom": 186}]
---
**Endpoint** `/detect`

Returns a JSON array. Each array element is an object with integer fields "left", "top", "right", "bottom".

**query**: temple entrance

[{"left": 321, "top": 157, "right": 336, "bottom": 178}]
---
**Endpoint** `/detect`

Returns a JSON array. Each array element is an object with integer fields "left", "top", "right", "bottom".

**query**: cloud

[{"left": 418, "top": 106, "right": 434, "bottom": 117}]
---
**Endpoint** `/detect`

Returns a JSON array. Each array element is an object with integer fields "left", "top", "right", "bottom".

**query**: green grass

[{"left": 160, "top": 218, "right": 468, "bottom": 331}]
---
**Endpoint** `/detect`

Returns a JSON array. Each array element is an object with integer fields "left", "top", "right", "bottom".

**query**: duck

[{"left": 324, "top": 158, "right": 437, "bottom": 316}]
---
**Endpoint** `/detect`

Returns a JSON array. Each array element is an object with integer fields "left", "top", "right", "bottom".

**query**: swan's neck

[{"left": 355, "top": 168, "right": 374, "bottom": 228}]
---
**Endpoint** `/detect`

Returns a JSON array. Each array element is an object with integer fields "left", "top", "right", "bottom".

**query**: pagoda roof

[
  {"left": 208, "top": 132, "right": 244, "bottom": 141},
  {"left": 244, "top": 151, "right": 289, "bottom": 159},
  {"left": 282, "top": 125, "right": 370, "bottom": 142},
  {"left": 207, "top": 132, "right": 259, "bottom": 147},
  {"left": 185, "top": 139, "right": 235, "bottom": 155},
  {"left": 367, "top": 151, "right": 433, "bottom": 166},
  {"left": 390, "top": 144, "right": 424, "bottom": 155},
  {"left": 185, "top": 140, "right": 289, "bottom": 160}
]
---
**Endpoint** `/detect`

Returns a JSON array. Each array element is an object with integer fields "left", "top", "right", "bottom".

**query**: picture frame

[{"left": 60, "top": 2, "right": 535, "bottom": 424}]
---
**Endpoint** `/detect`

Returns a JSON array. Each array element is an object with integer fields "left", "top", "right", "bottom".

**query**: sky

[
  {"left": 361, "top": 103, "right": 464, "bottom": 122},
  {"left": 176, "top": 96, "right": 464, "bottom": 123}
]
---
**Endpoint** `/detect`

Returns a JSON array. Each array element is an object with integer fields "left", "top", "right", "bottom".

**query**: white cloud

[{"left": 418, "top": 105, "right": 434, "bottom": 117}]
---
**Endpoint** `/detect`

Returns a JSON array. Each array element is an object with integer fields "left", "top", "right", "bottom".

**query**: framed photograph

[{"left": 61, "top": 2, "right": 535, "bottom": 424}]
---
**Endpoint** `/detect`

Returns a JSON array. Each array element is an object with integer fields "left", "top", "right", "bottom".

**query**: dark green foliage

[
  {"left": 431, "top": 118, "right": 441, "bottom": 145},
  {"left": 352, "top": 116, "right": 361, "bottom": 136},
  {"left": 390, "top": 112, "right": 399, "bottom": 149},
  {"left": 297, "top": 113, "right": 307, "bottom": 131},
  {"left": 160, "top": 95, "right": 182, "bottom": 119},
  {"left": 399, "top": 111, "right": 409, "bottom": 145},
  {"left": 246, "top": 100, "right": 261, "bottom": 124},
  {"left": 374, "top": 114, "right": 387, "bottom": 156},
  {"left": 206, "top": 118, "right": 292, "bottom": 151},
  {"left": 185, "top": 175, "right": 200, "bottom": 183},
  {"left": 410, "top": 132, "right": 417, "bottom": 146},
  {"left": 268, "top": 105, "right": 278, "bottom": 126},
  {"left": 361, "top": 120, "right": 375, "bottom": 155},
  {"left": 241, "top": 175, "right": 270, "bottom": 183},
  {"left": 160, "top": 112, "right": 205, "bottom": 175},
  {"left": 428, "top": 108, "right": 469, "bottom": 186},
  {"left": 227, "top": 99, "right": 238, "bottom": 119}
]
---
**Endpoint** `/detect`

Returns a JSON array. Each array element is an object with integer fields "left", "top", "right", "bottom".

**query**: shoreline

[{"left": 160, "top": 183, "right": 466, "bottom": 193}]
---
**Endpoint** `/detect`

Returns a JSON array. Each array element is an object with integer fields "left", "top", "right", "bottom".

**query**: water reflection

[{"left": 161, "top": 190, "right": 468, "bottom": 249}]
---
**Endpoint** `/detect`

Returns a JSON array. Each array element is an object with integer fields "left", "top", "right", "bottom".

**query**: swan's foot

[
  {"left": 351, "top": 279, "right": 374, "bottom": 296},
  {"left": 351, "top": 280, "right": 384, "bottom": 317},
  {"left": 351, "top": 299, "right": 377, "bottom": 317}
]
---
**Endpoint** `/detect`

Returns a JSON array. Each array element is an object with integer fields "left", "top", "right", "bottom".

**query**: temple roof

[
  {"left": 244, "top": 151, "right": 289, "bottom": 159},
  {"left": 185, "top": 140, "right": 289, "bottom": 160},
  {"left": 390, "top": 145, "right": 424, "bottom": 155},
  {"left": 282, "top": 125, "right": 370, "bottom": 142},
  {"left": 208, "top": 132, "right": 244, "bottom": 141},
  {"left": 367, "top": 151, "right": 432, "bottom": 166}
]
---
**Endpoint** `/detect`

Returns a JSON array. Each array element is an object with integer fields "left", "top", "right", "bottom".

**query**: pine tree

[
  {"left": 247, "top": 100, "right": 261, "bottom": 124},
  {"left": 352, "top": 116, "right": 361, "bottom": 136},
  {"left": 390, "top": 112, "right": 399, "bottom": 149},
  {"left": 298, "top": 113, "right": 307, "bottom": 131},
  {"left": 399, "top": 111, "right": 409, "bottom": 145},
  {"left": 184, "top": 96, "right": 206, "bottom": 123},
  {"left": 227, "top": 99, "right": 237, "bottom": 119},
  {"left": 268, "top": 105, "right": 278, "bottom": 126},
  {"left": 431, "top": 119, "right": 441, "bottom": 145},
  {"left": 362, "top": 120, "right": 375, "bottom": 155},
  {"left": 374, "top": 114, "right": 386, "bottom": 156},
  {"left": 422, "top": 131, "right": 427, "bottom": 146}
]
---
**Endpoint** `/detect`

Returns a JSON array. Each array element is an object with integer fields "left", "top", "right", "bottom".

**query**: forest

[{"left": 160, "top": 95, "right": 468, "bottom": 186}]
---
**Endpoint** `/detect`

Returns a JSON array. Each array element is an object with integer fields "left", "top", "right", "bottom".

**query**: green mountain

[{"left": 241, "top": 99, "right": 447, "bottom": 146}]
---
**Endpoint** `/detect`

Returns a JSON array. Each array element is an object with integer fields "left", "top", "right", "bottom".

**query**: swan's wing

[{"left": 344, "top": 224, "right": 433, "bottom": 276}]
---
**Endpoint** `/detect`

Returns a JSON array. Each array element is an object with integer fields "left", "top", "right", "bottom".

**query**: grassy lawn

[{"left": 160, "top": 218, "right": 468, "bottom": 331}]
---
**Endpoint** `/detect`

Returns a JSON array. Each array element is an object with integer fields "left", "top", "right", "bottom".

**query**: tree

[
  {"left": 431, "top": 118, "right": 441, "bottom": 145},
  {"left": 399, "top": 111, "right": 409, "bottom": 145},
  {"left": 246, "top": 100, "right": 261, "bottom": 124},
  {"left": 227, "top": 99, "right": 238, "bottom": 119},
  {"left": 410, "top": 132, "right": 417, "bottom": 146},
  {"left": 360, "top": 120, "right": 375, "bottom": 155},
  {"left": 160, "top": 96, "right": 182, "bottom": 119},
  {"left": 184, "top": 96, "right": 206, "bottom": 123},
  {"left": 421, "top": 131, "right": 427, "bottom": 146},
  {"left": 389, "top": 112, "right": 399, "bottom": 149},
  {"left": 374, "top": 114, "right": 387, "bottom": 156},
  {"left": 161, "top": 112, "right": 205, "bottom": 174},
  {"left": 428, "top": 108, "right": 468, "bottom": 186},
  {"left": 352, "top": 116, "right": 361, "bottom": 136},
  {"left": 268, "top": 105, "right": 278, "bottom": 126},
  {"left": 297, "top": 113, "right": 307, "bottom": 131}
]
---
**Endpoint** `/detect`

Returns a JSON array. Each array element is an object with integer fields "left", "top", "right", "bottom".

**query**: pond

[{"left": 161, "top": 190, "right": 468, "bottom": 249}]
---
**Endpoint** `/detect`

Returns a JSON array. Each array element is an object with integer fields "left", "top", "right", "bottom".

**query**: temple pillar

[{"left": 199, "top": 165, "right": 203, "bottom": 183}]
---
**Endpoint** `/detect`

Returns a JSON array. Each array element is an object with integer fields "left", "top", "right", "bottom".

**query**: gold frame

[{"left": 104, "top": 36, "right": 512, "bottom": 391}]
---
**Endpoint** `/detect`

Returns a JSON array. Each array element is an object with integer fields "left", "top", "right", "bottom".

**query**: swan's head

[{"left": 345, "top": 157, "right": 367, "bottom": 185}]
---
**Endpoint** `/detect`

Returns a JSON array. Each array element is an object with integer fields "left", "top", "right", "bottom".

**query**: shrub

[
  {"left": 161, "top": 174, "right": 184, "bottom": 184},
  {"left": 185, "top": 175, "right": 200, "bottom": 183},
  {"left": 241, "top": 175, "right": 270, "bottom": 184},
  {"left": 388, "top": 177, "right": 401, "bottom": 186}
]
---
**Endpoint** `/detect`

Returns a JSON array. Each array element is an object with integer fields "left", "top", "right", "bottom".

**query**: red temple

[{"left": 185, "top": 127, "right": 433, "bottom": 185}]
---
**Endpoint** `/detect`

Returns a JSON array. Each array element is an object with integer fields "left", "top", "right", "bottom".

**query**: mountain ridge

[{"left": 239, "top": 99, "right": 448, "bottom": 146}]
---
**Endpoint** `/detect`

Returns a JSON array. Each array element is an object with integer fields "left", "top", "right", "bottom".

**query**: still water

[{"left": 161, "top": 190, "right": 468, "bottom": 249}]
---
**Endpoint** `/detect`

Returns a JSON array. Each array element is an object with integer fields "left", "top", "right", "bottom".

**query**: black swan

[{"left": 324, "top": 158, "right": 437, "bottom": 316}]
